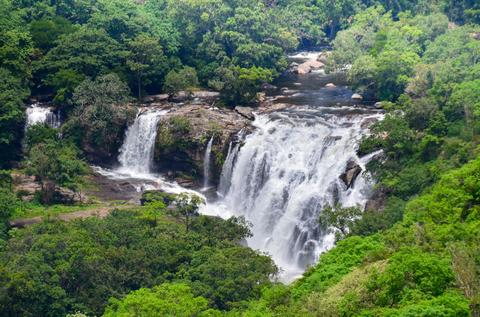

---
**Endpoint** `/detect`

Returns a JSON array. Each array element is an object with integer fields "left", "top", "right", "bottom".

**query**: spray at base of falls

[
  {"left": 200, "top": 107, "right": 383, "bottom": 282},
  {"left": 202, "top": 137, "right": 214, "bottom": 191},
  {"left": 26, "top": 103, "right": 61, "bottom": 128}
]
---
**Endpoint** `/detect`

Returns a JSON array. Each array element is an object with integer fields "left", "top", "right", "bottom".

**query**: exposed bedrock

[{"left": 153, "top": 103, "right": 251, "bottom": 187}]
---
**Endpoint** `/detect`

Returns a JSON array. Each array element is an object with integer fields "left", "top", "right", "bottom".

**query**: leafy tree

[
  {"left": 24, "top": 123, "right": 58, "bottom": 151},
  {"left": 103, "top": 283, "right": 220, "bottom": 317},
  {"left": 186, "top": 246, "right": 278, "bottom": 309},
  {"left": 0, "top": 209, "right": 276, "bottom": 315},
  {"left": 37, "top": 27, "right": 126, "bottom": 101},
  {"left": 319, "top": 204, "right": 363, "bottom": 241},
  {"left": 0, "top": 172, "right": 18, "bottom": 239},
  {"left": 170, "top": 193, "right": 204, "bottom": 233},
  {"left": 26, "top": 140, "right": 88, "bottom": 204},
  {"left": 0, "top": 69, "right": 27, "bottom": 168},
  {"left": 29, "top": 16, "right": 77, "bottom": 52},
  {"left": 126, "top": 33, "right": 167, "bottom": 100},
  {"left": 65, "top": 73, "right": 133, "bottom": 160},
  {"left": 213, "top": 66, "right": 273, "bottom": 106},
  {"left": 447, "top": 80, "right": 480, "bottom": 133},
  {"left": 163, "top": 66, "right": 199, "bottom": 96}
]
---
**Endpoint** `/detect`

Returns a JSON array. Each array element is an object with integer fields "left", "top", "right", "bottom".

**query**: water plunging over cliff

[
  {"left": 202, "top": 137, "right": 214, "bottom": 190},
  {"left": 201, "top": 52, "right": 383, "bottom": 282},
  {"left": 26, "top": 103, "right": 61, "bottom": 128},
  {"left": 93, "top": 107, "right": 204, "bottom": 200},
  {"left": 117, "top": 109, "right": 168, "bottom": 176}
]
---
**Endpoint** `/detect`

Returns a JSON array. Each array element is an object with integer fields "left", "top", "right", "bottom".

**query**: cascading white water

[
  {"left": 217, "top": 128, "right": 245, "bottom": 196},
  {"left": 26, "top": 103, "right": 61, "bottom": 128},
  {"left": 202, "top": 106, "right": 383, "bottom": 282},
  {"left": 117, "top": 109, "right": 168, "bottom": 176},
  {"left": 202, "top": 137, "right": 214, "bottom": 190}
]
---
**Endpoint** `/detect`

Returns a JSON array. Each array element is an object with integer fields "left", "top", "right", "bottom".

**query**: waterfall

[
  {"left": 26, "top": 103, "right": 61, "bottom": 128},
  {"left": 202, "top": 137, "right": 214, "bottom": 190},
  {"left": 217, "top": 129, "right": 245, "bottom": 196},
  {"left": 202, "top": 106, "right": 383, "bottom": 282},
  {"left": 117, "top": 108, "right": 168, "bottom": 176}
]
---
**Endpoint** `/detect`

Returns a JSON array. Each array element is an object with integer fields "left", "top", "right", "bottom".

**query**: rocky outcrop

[
  {"left": 365, "top": 186, "right": 388, "bottom": 211},
  {"left": 12, "top": 173, "right": 41, "bottom": 201},
  {"left": 340, "top": 160, "right": 363, "bottom": 189},
  {"left": 351, "top": 93, "right": 363, "bottom": 100},
  {"left": 296, "top": 60, "right": 325, "bottom": 74},
  {"left": 153, "top": 103, "right": 250, "bottom": 186},
  {"left": 12, "top": 172, "right": 87, "bottom": 203},
  {"left": 235, "top": 106, "right": 255, "bottom": 120}
]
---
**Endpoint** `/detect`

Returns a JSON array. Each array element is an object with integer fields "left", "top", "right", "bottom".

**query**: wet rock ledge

[{"left": 152, "top": 102, "right": 251, "bottom": 187}]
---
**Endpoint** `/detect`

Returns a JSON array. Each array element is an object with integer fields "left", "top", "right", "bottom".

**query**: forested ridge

[{"left": 0, "top": 0, "right": 480, "bottom": 316}]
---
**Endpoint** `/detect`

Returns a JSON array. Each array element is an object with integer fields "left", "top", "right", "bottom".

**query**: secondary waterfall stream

[
  {"left": 93, "top": 107, "right": 203, "bottom": 198},
  {"left": 26, "top": 103, "right": 61, "bottom": 128},
  {"left": 202, "top": 137, "right": 214, "bottom": 190},
  {"left": 117, "top": 109, "right": 168, "bottom": 176}
]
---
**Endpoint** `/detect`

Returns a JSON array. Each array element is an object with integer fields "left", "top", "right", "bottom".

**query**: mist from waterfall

[
  {"left": 26, "top": 103, "right": 61, "bottom": 128},
  {"left": 201, "top": 107, "right": 383, "bottom": 282},
  {"left": 117, "top": 108, "right": 168, "bottom": 176}
]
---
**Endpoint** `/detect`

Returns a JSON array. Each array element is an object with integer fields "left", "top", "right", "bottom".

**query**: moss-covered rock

[{"left": 153, "top": 103, "right": 250, "bottom": 186}]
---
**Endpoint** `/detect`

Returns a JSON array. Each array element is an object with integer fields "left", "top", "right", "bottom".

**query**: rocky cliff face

[{"left": 153, "top": 103, "right": 250, "bottom": 187}]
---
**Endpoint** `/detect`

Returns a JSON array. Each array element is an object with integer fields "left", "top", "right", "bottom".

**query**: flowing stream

[
  {"left": 93, "top": 108, "right": 203, "bottom": 199},
  {"left": 117, "top": 109, "right": 168, "bottom": 177},
  {"left": 26, "top": 103, "right": 61, "bottom": 128},
  {"left": 201, "top": 52, "right": 383, "bottom": 282},
  {"left": 202, "top": 137, "right": 214, "bottom": 190}
]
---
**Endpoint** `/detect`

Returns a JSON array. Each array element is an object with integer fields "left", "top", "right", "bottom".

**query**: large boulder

[
  {"left": 296, "top": 60, "right": 325, "bottom": 74},
  {"left": 340, "top": 160, "right": 363, "bottom": 189},
  {"left": 351, "top": 93, "right": 363, "bottom": 100}
]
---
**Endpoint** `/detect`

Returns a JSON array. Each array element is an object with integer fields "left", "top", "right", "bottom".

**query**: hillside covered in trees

[{"left": 1, "top": 0, "right": 480, "bottom": 316}]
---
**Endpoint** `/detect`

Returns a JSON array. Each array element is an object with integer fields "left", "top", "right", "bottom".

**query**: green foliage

[
  {"left": 126, "top": 33, "right": 167, "bottom": 100},
  {"left": 319, "top": 204, "right": 363, "bottom": 241},
  {"left": 0, "top": 209, "right": 275, "bottom": 316},
  {"left": 155, "top": 116, "right": 195, "bottom": 162},
  {"left": 103, "top": 283, "right": 220, "bottom": 317},
  {"left": 169, "top": 193, "right": 204, "bottom": 232},
  {"left": 26, "top": 139, "right": 88, "bottom": 204},
  {"left": 163, "top": 66, "right": 199, "bottom": 96},
  {"left": 140, "top": 190, "right": 177, "bottom": 206},
  {"left": 213, "top": 66, "right": 273, "bottom": 105},
  {"left": 64, "top": 73, "right": 133, "bottom": 160},
  {"left": 0, "top": 184, "right": 19, "bottom": 239},
  {"left": 24, "top": 124, "right": 58, "bottom": 151},
  {"left": 29, "top": 16, "right": 77, "bottom": 52},
  {"left": 293, "top": 235, "right": 385, "bottom": 298}
]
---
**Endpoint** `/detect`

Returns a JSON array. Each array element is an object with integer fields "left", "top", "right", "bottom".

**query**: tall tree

[{"left": 126, "top": 34, "right": 167, "bottom": 100}]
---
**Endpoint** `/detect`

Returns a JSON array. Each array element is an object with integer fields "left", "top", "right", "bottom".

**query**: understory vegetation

[{"left": 0, "top": 0, "right": 480, "bottom": 316}]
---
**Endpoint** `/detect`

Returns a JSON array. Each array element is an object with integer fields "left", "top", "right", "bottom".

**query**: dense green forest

[{"left": 1, "top": 0, "right": 480, "bottom": 316}]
